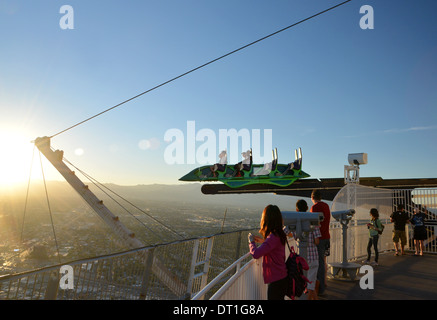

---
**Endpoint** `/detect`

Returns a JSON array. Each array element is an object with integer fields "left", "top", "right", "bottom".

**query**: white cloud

[
  {"left": 138, "top": 138, "right": 160, "bottom": 150},
  {"left": 344, "top": 126, "right": 437, "bottom": 138},
  {"left": 383, "top": 126, "right": 437, "bottom": 134}
]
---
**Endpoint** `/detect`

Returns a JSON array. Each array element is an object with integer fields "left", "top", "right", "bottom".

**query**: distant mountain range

[
  {"left": 1, "top": 180, "right": 302, "bottom": 213},
  {"left": 104, "top": 182, "right": 300, "bottom": 210}
]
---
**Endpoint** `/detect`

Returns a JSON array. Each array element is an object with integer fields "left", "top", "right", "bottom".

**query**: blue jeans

[
  {"left": 316, "top": 239, "right": 330, "bottom": 294},
  {"left": 367, "top": 235, "right": 379, "bottom": 262}
]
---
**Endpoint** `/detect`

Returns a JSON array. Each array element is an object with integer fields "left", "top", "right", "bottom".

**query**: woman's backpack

[{"left": 285, "top": 242, "right": 310, "bottom": 300}]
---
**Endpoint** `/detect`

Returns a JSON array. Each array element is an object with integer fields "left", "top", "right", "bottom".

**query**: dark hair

[
  {"left": 259, "top": 205, "right": 287, "bottom": 245},
  {"left": 311, "top": 189, "right": 322, "bottom": 201},
  {"left": 370, "top": 208, "right": 379, "bottom": 219},
  {"left": 397, "top": 204, "right": 404, "bottom": 211},
  {"left": 296, "top": 199, "right": 308, "bottom": 212}
]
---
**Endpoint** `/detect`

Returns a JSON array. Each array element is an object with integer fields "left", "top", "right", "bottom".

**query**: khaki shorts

[
  {"left": 392, "top": 230, "right": 407, "bottom": 245},
  {"left": 306, "top": 260, "right": 319, "bottom": 291}
]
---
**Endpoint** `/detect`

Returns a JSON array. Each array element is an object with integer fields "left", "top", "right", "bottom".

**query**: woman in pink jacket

[{"left": 249, "top": 204, "right": 288, "bottom": 300}]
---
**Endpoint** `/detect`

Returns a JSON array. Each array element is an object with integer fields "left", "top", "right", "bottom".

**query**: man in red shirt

[{"left": 310, "top": 189, "right": 331, "bottom": 297}]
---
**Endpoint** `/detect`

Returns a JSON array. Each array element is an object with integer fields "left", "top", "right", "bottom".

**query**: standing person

[
  {"left": 292, "top": 199, "right": 321, "bottom": 300},
  {"left": 411, "top": 208, "right": 427, "bottom": 256},
  {"left": 390, "top": 204, "right": 410, "bottom": 256},
  {"left": 310, "top": 189, "right": 330, "bottom": 297},
  {"left": 365, "top": 208, "right": 383, "bottom": 266},
  {"left": 248, "top": 205, "right": 288, "bottom": 300}
]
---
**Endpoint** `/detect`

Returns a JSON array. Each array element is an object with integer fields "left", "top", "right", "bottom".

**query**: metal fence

[
  {"left": 1, "top": 186, "right": 436, "bottom": 300},
  {"left": 331, "top": 184, "right": 437, "bottom": 255},
  {"left": 0, "top": 228, "right": 256, "bottom": 300}
]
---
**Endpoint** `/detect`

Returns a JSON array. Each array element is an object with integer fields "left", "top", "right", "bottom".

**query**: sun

[{"left": 0, "top": 128, "right": 36, "bottom": 187}]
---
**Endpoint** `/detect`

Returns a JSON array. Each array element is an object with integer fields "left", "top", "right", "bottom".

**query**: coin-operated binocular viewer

[
  {"left": 282, "top": 211, "right": 324, "bottom": 240},
  {"left": 282, "top": 211, "right": 324, "bottom": 265},
  {"left": 329, "top": 209, "right": 362, "bottom": 281}
]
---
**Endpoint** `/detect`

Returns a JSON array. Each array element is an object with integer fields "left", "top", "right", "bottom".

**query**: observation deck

[
  {"left": 326, "top": 252, "right": 437, "bottom": 300},
  {"left": 0, "top": 185, "right": 436, "bottom": 301}
]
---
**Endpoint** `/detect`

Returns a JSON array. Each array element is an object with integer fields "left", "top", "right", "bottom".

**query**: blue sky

[{"left": 1, "top": 0, "right": 436, "bottom": 186}]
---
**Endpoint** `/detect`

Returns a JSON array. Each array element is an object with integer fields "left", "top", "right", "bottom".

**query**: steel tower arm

[
  {"left": 35, "top": 136, "right": 195, "bottom": 297},
  {"left": 35, "top": 136, "right": 143, "bottom": 249}
]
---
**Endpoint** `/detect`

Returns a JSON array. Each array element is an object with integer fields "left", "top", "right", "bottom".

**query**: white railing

[
  {"left": 210, "top": 256, "right": 265, "bottom": 300},
  {"left": 327, "top": 219, "right": 395, "bottom": 264},
  {"left": 192, "top": 252, "right": 256, "bottom": 300},
  {"left": 192, "top": 236, "right": 297, "bottom": 300},
  {"left": 202, "top": 186, "right": 437, "bottom": 300},
  {"left": 202, "top": 222, "right": 396, "bottom": 300},
  {"left": 1, "top": 186, "right": 435, "bottom": 300}
]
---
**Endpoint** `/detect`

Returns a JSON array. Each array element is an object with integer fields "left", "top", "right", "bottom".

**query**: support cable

[
  {"left": 20, "top": 145, "right": 36, "bottom": 243},
  {"left": 49, "top": 0, "right": 352, "bottom": 139},
  {"left": 39, "top": 151, "right": 62, "bottom": 263},
  {"left": 62, "top": 154, "right": 184, "bottom": 240}
]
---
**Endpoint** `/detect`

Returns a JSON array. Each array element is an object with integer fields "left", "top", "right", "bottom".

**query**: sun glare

[{"left": 0, "top": 129, "right": 36, "bottom": 187}]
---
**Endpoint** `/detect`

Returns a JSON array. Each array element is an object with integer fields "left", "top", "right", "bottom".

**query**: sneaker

[
  {"left": 370, "top": 261, "right": 378, "bottom": 266},
  {"left": 363, "top": 260, "right": 370, "bottom": 264}
]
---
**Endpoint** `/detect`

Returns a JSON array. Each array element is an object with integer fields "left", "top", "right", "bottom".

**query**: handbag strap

[
  {"left": 286, "top": 241, "right": 295, "bottom": 254},
  {"left": 375, "top": 218, "right": 382, "bottom": 229}
]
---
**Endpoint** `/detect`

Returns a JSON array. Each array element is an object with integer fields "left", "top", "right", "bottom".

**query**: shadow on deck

[{"left": 325, "top": 252, "right": 437, "bottom": 300}]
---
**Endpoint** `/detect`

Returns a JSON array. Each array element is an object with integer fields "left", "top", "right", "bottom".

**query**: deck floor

[{"left": 324, "top": 251, "right": 437, "bottom": 300}]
